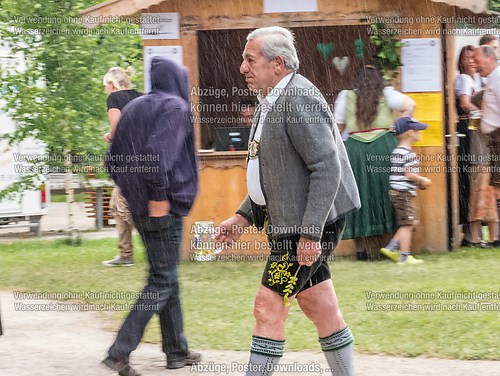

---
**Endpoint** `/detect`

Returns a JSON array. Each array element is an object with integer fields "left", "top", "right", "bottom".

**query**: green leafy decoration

[
  {"left": 283, "top": 269, "right": 300, "bottom": 307},
  {"left": 368, "top": 23, "right": 403, "bottom": 81}
]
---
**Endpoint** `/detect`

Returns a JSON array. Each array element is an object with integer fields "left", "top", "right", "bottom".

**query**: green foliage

[
  {"left": 488, "top": 0, "right": 500, "bottom": 12},
  {"left": 0, "top": 168, "right": 47, "bottom": 200},
  {"left": 369, "top": 23, "right": 403, "bottom": 82},
  {"left": 51, "top": 192, "right": 85, "bottom": 202},
  {"left": 0, "top": 0, "right": 143, "bottom": 196},
  {"left": 60, "top": 234, "right": 82, "bottom": 246}
]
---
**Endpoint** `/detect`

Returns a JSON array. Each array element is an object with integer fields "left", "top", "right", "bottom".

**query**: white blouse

[
  {"left": 334, "top": 86, "right": 409, "bottom": 140},
  {"left": 454, "top": 73, "right": 481, "bottom": 97}
]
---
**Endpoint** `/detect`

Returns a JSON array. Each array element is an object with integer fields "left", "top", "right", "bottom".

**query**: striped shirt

[{"left": 389, "top": 146, "right": 419, "bottom": 195}]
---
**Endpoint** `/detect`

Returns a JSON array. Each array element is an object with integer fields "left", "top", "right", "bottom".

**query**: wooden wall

[
  {"left": 397, "top": 0, "right": 459, "bottom": 252},
  {"left": 196, "top": 26, "right": 377, "bottom": 147},
  {"left": 182, "top": 154, "right": 269, "bottom": 259},
  {"left": 105, "top": 0, "right": 476, "bottom": 256}
]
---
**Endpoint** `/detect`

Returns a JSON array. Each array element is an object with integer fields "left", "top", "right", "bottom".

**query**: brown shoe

[
  {"left": 167, "top": 351, "right": 201, "bottom": 369},
  {"left": 102, "top": 356, "right": 140, "bottom": 376}
]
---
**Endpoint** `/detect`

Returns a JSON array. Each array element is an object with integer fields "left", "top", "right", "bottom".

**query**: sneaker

[
  {"left": 461, "top": 239, "right": 473, "bottom": 247},
  {"left": 167, "top": 351, "right": 201, "bottom": 369},
  {"left": 398, "top": 255, "right": 423, "bottom": 265},
  {"left": 356, "top": 251, "right": 368, "bottom": 261},
  {"left": 380, "top": 247, "right": 400, "bottom": 262},
  {"left": 492, "top": 240, "right": 500, "bottom": 248},
  {"left": 101, "top": 356, "right": 140, "bottom": 376},
  {"left": 102, "top": 256, "right": 134, "bottom": 267}
]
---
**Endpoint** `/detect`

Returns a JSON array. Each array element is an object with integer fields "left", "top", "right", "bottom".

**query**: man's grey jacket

[{"left": 237, "top": 73, "right": 360, "bottom": 241}]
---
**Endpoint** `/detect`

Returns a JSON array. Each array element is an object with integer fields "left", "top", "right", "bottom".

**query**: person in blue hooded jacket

[{"left": 103, "top": 57, "right": 200, "bottom": 376}]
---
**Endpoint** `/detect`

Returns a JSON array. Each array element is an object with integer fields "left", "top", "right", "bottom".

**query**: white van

[
  {"left": 0, "top": 108, "right": 49, "bottom": 236},
  {"left": 0, "top": 40, "right": 50, "bottom": 236}
]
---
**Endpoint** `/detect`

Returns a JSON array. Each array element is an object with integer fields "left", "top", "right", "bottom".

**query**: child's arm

[{"left": 406, "top": 171, "right": 432, "bottom": 189}]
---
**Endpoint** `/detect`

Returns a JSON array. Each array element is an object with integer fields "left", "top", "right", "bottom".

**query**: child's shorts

[{"left": 389, "top": 189, "right": 417, "bottom": 227}]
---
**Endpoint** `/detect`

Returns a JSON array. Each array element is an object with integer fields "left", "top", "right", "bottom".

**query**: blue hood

[
  {"left": 150, "top": 56, "right": 190, "bottom": 102},
  {"left": 108, "top": 57, "right": 198, "bottom": 217}
]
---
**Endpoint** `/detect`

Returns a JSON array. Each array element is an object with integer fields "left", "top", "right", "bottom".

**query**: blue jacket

[{"left": 108, "top": 57, "right": 198, "bottom": 216}]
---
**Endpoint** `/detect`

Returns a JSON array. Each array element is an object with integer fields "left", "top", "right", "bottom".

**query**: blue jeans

[{"left": 108, "top": 214, "right": 188, "bottom": 362}]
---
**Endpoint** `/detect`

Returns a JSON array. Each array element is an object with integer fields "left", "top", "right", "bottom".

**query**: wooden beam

[
  {"left": 180, "top": 13, "right": 390, "bottom": 31},
  {"left": 80, "top": 0, "right": 169, "bottom": 27}
]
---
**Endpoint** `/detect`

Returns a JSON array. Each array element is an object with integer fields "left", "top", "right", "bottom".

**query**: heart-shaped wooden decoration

[
  {"left": 332, "top": 56, "right": 350, "bottom": 75},
  {"left": 316, "top": 42, "right": 334, "bottom": 61}
]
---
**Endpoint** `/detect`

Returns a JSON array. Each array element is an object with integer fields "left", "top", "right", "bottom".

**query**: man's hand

[
  {"left": 297, "top": 237, "right": 322, "bottom": 266},
  {"left": 148, "top": 200, "right": 170, "bottom": 217},
  {"left": 216, "top": 214, "right": 250, "bottom": 247}
]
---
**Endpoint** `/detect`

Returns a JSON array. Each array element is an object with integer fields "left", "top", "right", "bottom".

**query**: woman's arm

[
  {"left": 104, "top": 108, "right": 121, "bottom": 142},
  {"left": 384, "top": 87, "right": 416, "bottom": 118},
  {"left": 398, "top": 97, "right": 416, "bottom": 118},
  {"left": 458, "top": 94, "right": 479, "bottom": 113},
  {"left": 333, "top": 90, "right": 348, "bottom": 137}
]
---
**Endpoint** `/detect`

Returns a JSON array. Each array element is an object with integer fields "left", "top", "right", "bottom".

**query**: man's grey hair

[
  {"left": 247, "top": 27, "right": 299, "bottom": 71},
  {"left": 480, "top": 45, "right": 497, "bottom": 59}
]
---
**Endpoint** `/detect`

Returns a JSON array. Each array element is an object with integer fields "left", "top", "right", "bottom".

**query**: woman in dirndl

[{"left": 334, "top": 66, "right": 416, "bottom": 260}]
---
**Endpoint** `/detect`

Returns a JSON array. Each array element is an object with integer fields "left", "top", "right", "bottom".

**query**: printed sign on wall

[
  {"left": 264, "top": 0, "right": 318, "bottom": 13},
  {"left": 144, "top": 46, "right": 183, "bottom": 92},
  {"left": 401, "top": 38, "right": 442, "bottom": 93}
]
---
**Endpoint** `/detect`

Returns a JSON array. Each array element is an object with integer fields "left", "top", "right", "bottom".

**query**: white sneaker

[{"left": 102, "top": 256, "right": 134, "bottom": 266}]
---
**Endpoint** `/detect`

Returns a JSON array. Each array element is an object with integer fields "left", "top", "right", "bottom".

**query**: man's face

[
  {"left": 240, "top": 38, "right": 278, "bottom": 95},
  {"left": 474, "top": 48, "right": 496, "bottom": 77},
  {"left": 487, "top": 39, "right": 500, "bottom": 59}
]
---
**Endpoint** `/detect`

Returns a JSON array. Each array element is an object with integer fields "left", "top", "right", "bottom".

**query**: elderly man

[
  {"left": 479, "top": 34, "right": 499, "bottom": 60},
  {"left": 474, "top": 45, "right": 500, "bottom": 191},
  {"left": 217, "top": 27, "right": 360, "bottom": 376}
]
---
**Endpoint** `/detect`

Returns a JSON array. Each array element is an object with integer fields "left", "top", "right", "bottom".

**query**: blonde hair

[{"left": 103, "top": 66, "right": 135, "bottom": 90}]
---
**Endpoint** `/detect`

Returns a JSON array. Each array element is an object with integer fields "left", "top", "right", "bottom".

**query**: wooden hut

[{"left": 82, "top": 0, "right": 490, "bottom": 258}]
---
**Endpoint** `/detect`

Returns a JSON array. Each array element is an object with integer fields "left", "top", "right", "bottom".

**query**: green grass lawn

[
  {"left": 1, "top": 238, "right": 499, "bottom": 359},
  {"left": 50, "top": 192, "right": 86, "bottom": 203}
]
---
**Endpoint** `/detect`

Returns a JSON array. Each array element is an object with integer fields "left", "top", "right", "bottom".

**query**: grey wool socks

[
  {"left": 319, "top": 326, "right": 354, "bottom": 376},
  {"left": 245, "top": 336, "right": 285, "bottom": 376}
]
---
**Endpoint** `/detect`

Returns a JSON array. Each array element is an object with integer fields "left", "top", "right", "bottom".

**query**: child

[{"left": 380, "top": 117, "right": 431, "bottom": 264}]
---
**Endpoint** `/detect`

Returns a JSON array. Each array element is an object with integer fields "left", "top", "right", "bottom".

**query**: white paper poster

[
  {"left": 264, "top": 0, "right": 318, "bottom": 13},
  {"left": 401, "top": 38, "right": 442, "bottom": 92},
  {"left": 143, "top": 46, "right": 183, "bottom": 92},
  {"left": 141, "top": 12, "right": 180, "bottom": 40}
]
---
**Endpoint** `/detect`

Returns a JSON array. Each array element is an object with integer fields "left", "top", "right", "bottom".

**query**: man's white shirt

[
  {"left": 481, "top": 66, "right": 500, "bottom": 134},
  {"left": 247, "top": 73, "right": 294, "bottom": 205}
]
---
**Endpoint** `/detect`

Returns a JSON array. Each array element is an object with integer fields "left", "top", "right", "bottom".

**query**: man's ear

[{"left": 274, "top": 56, "right": 285, "bottom": 74}]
